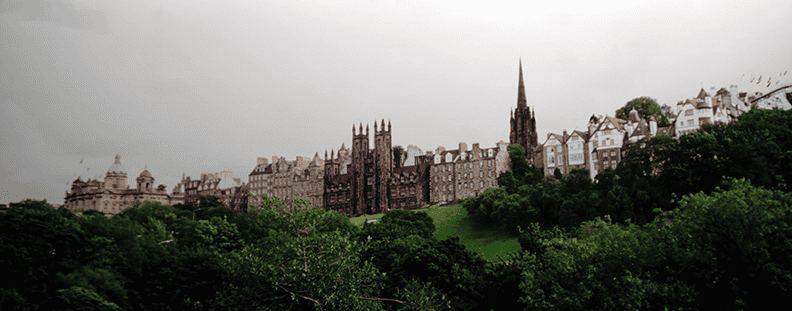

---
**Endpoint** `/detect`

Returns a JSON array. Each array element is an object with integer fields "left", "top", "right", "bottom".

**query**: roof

[
  {"left": 107, "top": 155, "right": 127, "bottom": 174},
  {"left": 630, "top": 119, "right": 651, "bottom": 137},
  {"left": 393, "top": 165, "right": 417, "bottom": 176},
  {"left": 696, "top": 88, "right": 709, "bottom": 99},
  {"left": 139, "top": 170, "right": 152, "bottom": 178}
]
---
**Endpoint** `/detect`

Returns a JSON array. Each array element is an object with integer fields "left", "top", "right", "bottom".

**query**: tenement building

[
  {"left": 64, "top": 155, "right": 184, "bottom": 217},
  {"left": 510, "top": 60, "right": 541, "bottom": 167},
  {"left": 247, "top": 154, "right": 324, "bottom": 209},
  {"left": 182, "top": 171, "right": 248, "bottom": 210},
  {"left": 427, "top": 141, "right": 510, "bottom": 205}
]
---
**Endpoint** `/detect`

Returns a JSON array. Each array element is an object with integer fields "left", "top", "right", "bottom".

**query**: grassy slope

[{"left": 350, "top": 204, "right": 520, "bottom": 262}]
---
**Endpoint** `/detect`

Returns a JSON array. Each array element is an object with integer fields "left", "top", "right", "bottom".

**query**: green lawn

[{"left": 349, "top": 204, "right": 521, "bottom": 262}]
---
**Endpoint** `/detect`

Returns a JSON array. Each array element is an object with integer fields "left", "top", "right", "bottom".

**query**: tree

[
  {"left": 660, "top": 178, "right": 792, "bottom": 309},
  {"left": 615, "top": 97, "right": 669, "bottom": 126}
]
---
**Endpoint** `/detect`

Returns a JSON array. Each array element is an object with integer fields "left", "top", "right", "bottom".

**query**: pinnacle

[{"left": 517, "top": 59, "right": 527, "bottom": 108}]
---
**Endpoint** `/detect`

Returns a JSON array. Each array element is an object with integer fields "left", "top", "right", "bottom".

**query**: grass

[{"left": 349, "top": 204, "right": 521, "bottom": 262}]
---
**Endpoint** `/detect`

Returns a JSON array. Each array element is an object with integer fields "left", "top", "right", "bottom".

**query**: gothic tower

[
  {"left": 374, "top": 119, "right": 392, "bottom": 213},
  {"left": 351, "top": 123, "right": 369, "bottom": 215},
  {"left": 510, "top": 59, "right": 539, "bottom": 163}
]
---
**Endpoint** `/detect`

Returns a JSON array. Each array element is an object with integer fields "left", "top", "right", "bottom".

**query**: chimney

[
  {"left": 649, "top": 116, "right": 657, "bottom": 136},
  {"left": 458, "top": 142, "right": 468, "bottom": 152},
  {"left": 257, "top": 157, "right": 268, "bottom": 166},
  {"left": 272, "top": 156, "right": 278, "bottom": 163},
  {"left": 472, "top": 143, "right": 480, "bottom": 150}
]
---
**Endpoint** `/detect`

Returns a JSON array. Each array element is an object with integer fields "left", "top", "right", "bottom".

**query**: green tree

[
  {"left": 615, "top": 96, "right": 669, "bottom": 126},
  {"left": 660, "top": 178, "right": 792, "bottom": 309}
]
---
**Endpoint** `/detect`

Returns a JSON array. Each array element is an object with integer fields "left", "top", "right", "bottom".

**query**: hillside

[{"left": 351, "top": 204, "right": 520, "bottom": 261}]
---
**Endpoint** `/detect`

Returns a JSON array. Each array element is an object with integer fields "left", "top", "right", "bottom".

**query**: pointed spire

[
  {"left": 325, "top": 149, "right": 328, "bottom": 160},
  {"left": 341, "top": 142, "right": 346, "bottom": 150},
  {"left": 359, "top": 123, "right": 363, "bottom": 134},
  {"left": 331, "top": 149, "right": 335, "bottom": 160},
  {"left": 381, "top": 119, "right": 385, "bottom": 130},
  {"left": 517, "top": 58, "right": 527, "bottom": 108},
  {"left": 374, "top": 120, "right": 378, "bottom": 132},
  {"left": 388, "top": 119, "right": 391, "bottom": 131},
  {"left": 366, "top": 124, "right": 369, "bottom": 135},
  {"left": 353, "top": 124, "right": 356, "bottom": 135}
]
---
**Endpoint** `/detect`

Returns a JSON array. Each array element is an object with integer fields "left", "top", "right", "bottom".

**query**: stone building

[
  {"left": 510, "top": 60, "right": 541, "bottom": 167},
  {"left": 64, "top": 155, "right": 184, "bottom": 217},
  {"left": 324, "top": 120, "right": 428, "bottom": 216},
  {"left": 248, "top": 154, "right": 325, "bottom": 209},
  {"left": 427, "top": 141, "right": 510, "bottom": 204},
  {"left": 182, "top": 171, "right": 248, "bottom": 211}
]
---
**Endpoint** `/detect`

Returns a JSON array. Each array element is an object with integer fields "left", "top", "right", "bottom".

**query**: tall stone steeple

[
  {"left": 517, "top": 58, "right": 528, "bottom": 109},
  {"left": 510, "top": 59, "right": 539, "bottom": 166}
]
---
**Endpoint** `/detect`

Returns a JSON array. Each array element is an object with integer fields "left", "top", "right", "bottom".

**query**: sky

[{"left": 2, "top": 0, "right": 791, "bottom": 205}]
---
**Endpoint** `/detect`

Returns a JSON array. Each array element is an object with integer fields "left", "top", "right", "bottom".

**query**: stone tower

[
  {"left": 105, "top": 154, "right": 128, "bottom": 189},
  {"left": 351, "top": 123, "right": 369, "bottom": 215},
  {"left": 509, "top": 59, "right": 539, "bottom": 163},
  {"left": 136, "top": 169, "right": 154, "bottom": 192},
  {"left": 373, "top": 119, "right": 392, "bottom": 214}
]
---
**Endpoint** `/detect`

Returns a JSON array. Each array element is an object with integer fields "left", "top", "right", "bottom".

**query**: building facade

[
  {"left": 323, "top": 120, "right": 430, "bottom": 216},
  {"left": 247, "top": 154, "right": 325, "bottom": 209},
  {"left": 64, "top": 155, "right": 184, "bottom": 217},
  {"left": 182, "top": 171, "right": 248, "bottom": 210},
  {"left": 541, "top": 130, "right": 591, "bottom": 176},
  {"left": 427, "top": 141, "right": 509, "bottom": 205}
]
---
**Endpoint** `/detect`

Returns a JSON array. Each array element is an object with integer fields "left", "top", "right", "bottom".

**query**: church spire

[{"left": 517, "top": 58, "right": 527, "bottom": 108}]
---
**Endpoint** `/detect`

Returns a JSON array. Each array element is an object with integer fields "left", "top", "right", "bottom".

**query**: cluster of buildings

[
  {"left": 63, "top": 62, "right": 791, "bottom": 217},
  {"left": 535, "top": 83, "right": 791, "bottom": 180},
  {"left": 63, "top": 155, "right": 185, "bottom": 216}
]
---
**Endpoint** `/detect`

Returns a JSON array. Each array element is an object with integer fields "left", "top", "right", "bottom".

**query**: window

[
  {"left": 685, "top": 109, "right": 694, "bottom": 116},
  {"left": 434, "top": 167, "right": 438, "bottom": 172},
  {"left": 480, "top": 171, "right": 483, "bottom": 178},
  {"left": 441, "top": 166, "right": 445, "bottom": 172},
  {"left": 480, "top": 181, "right": 484, "bottom": 188},
  {"left": 610, "top": 151, "right": 615, "bottom": 156},
  {"left": 434, "top": 176, "right": 438, "bottom": 182},
  {"left": 688, "top": 120, "right": 694, "bottom": 126},
  {"left": 443, "top": 176, "right": 446, "bottom": 181},
  {"left": 488, "top": 171, "right": 492, "bottom": 177},
  {"left": 458, "top": 184, "right": 462, "bottom": 189}
]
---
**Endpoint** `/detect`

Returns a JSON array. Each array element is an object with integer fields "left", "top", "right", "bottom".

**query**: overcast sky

[{"left": 2, "top": 0, "right": 791, "bottom": 205}]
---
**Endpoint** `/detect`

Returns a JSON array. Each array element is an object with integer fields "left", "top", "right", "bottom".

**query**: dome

[
  {"left": 139, "top": 170, "right": 152, "bottom": 178},
  {"left": 107, "top": 154, "right": 127, "bottom": 174}
]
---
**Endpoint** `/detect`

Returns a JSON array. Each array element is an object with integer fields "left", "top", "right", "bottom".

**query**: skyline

[{"left": 2, "top": 0, "right": 791, "bottom": 205}]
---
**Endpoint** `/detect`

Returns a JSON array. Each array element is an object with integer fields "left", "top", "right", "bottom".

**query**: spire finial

[
  {"left": 517, "top": 58, "right": 527, "bottom": 108},
  {"left": 353, "top": 124, "right": 356, "bottom": 135},
  {"left": 388, "top": 119, "right": 391, "bottom": 131}
]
